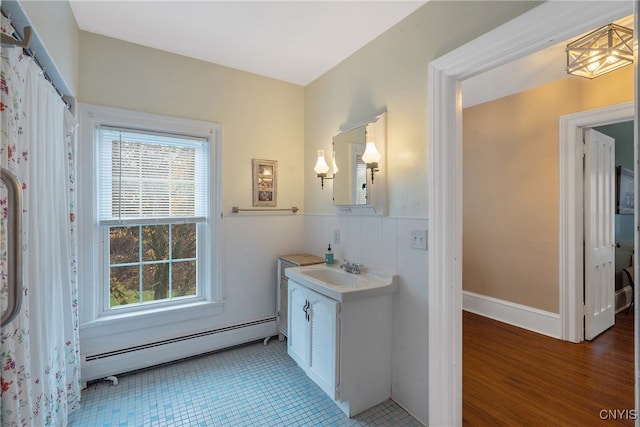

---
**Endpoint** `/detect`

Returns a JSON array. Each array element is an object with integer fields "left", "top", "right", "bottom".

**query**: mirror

[
  {"left": 333, "top": 126, "right": 367, "bottom": 205},
  {"left": 332, "top": 112, "right": 386, "bottom": 210}
]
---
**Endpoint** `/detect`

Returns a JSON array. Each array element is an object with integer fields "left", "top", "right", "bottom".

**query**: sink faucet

[{"left": 340, "top": 261, "right": 363, "bottom": 274}]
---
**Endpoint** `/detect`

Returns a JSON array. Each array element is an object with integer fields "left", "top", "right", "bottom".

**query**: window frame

[
  {"left": 97, "top": 125, "right": 207, "bottom": 314},
  {"left": 78, "top": 104, "right": 222, "bottom": 323}
]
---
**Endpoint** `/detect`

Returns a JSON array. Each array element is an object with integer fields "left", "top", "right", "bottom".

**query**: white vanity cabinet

[
  {"left": 288, "top": 281, "right": 339, "bottom": 398},
  {"left": 277, "top": 254, "right": 325, "bottom": 340},
  {"left": 287, "top": 277, "right": 394, "bottom": 417}
]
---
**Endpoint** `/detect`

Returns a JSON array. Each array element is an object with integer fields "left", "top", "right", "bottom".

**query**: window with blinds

[
  {"left": 97, "top": 126, "right": 210, "bottom": 310},
  {"left": 355, "top": 155, "right": 367, "bottom": 205},
  {"left": 98, "top": 127, "right": 208, "bottom": 225}
]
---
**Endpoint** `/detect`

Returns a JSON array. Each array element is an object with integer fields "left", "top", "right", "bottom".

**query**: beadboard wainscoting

[
  {"left": 303, "top": 214, "right": 429, "bottom": 424},
  {"left": 79, "top": 210, "right": 431, "bottom": 424},
  {"left": 80, "top": 213, "right": 305, "bottom": 383}
]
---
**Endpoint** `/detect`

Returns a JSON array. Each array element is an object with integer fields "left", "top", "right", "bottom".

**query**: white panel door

[{"left": 584, "top": 128, "right": 616, "bottom": 340}]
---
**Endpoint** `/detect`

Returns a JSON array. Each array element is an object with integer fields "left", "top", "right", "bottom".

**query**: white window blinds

[
  {"left": 98, "top": 126, "right": 208, "bottom": 225},
  {"left": 355, "top": 155, "right": 367, "bottom": 205}
]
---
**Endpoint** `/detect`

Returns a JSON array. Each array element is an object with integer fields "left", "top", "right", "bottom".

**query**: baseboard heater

[{"left": 81, "top": 317, "right": 277, "bottom": 383}]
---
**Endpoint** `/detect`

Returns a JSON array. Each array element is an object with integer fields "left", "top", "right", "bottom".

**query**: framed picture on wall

[
  {"left": 252, "top": 159, "right": 278, "bottom": 207},
  {"left": 616, "top": 166, "right": 634, "bottom": 215}
]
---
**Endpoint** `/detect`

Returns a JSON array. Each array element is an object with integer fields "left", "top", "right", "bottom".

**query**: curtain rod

[
  {"left": 1, "top": 25, "right": 30, "bottom": 48},
  {"left": 1, "top": 6, "right": 71, "bottom": 109}
]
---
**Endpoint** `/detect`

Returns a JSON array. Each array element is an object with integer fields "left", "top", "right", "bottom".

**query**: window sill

[{"left": 80, "top": 300, "right": 225, "bottom": 337}]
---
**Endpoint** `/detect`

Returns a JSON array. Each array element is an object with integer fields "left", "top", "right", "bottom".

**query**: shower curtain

[{"left": 0, "top": 46, "right": 81, "bottom": 426}]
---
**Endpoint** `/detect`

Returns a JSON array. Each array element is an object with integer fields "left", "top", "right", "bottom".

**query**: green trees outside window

[{"left": 109, "top": 223, "right": 197, "bottom": 307}]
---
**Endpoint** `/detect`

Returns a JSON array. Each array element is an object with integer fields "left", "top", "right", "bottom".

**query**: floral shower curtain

[{"left": 0, "top": 43, "right": 81, "bottom": 426}]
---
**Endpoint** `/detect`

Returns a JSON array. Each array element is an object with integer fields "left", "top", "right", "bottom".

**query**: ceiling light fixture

[{"left": 566, "top": 23, "right": 633, "bottom": 79}]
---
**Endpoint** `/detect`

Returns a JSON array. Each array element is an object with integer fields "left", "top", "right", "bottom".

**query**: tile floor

[{"left": 69, "top": 338, "right": 423, "bottom": 426}]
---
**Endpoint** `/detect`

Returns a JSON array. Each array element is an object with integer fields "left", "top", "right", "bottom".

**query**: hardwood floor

[{"left": 463, "top": 310, "right": 635, "bottom": 426}]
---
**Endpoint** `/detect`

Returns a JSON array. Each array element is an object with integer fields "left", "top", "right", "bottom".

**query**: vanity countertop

[
  {"left": 286, "top": 264, "right": 397, "bottom": 302},
  {"left": 279, "top": 253, "right": 325, "bottom": 266}
]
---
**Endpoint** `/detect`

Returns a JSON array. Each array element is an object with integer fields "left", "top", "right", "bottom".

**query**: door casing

[
  {"left": 427, "top": 2, "right": 634, "bottom": 425},
  {"left": 560, "top": 103, "right": 634, "bottom": 343}
]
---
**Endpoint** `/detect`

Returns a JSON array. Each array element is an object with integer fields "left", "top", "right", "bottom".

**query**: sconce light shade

[
  {"left": 314, "top": 150, "right": 330, "bottom": 176},
  {"left": 314, "top": 149, "right": 336, "bottom": 190},
  {"left": 362, "top": 142, "right": 381, "bottom": 165},
  {"left": 566, "top": 23, "right": 633, "bottom": 79},
  {"left": 362, "top": 125, "right": 382, "bottom": 184}
]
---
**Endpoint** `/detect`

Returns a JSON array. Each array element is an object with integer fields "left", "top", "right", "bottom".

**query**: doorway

[
  {"left": 591, "top": 120, "right": 635, "bottom": 326},
  {"left": 426, "top": 2, "right": 635, "bottom": 425},
  {"left": 461, "top": 100, "right": 633, "bottom": 343},
  {"left": 559, "top": 104, "right": 634, "bottom": 342}
]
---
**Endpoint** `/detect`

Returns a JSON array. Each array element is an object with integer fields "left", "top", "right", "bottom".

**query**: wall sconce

[
  {"left": 566, "top": 23, "right": 633, "bottom": 79},
  {"left": 362, "top": 126, "right": 381, "bottom": 183},
  {"left": 314, "top": 149, "right": 337, "bottom": 189}
]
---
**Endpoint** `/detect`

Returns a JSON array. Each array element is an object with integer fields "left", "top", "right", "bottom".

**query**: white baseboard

[
  {"left": 462, "top": 291, "right": 561, "bottom": 339},
  {"left": 615, "top": 285, "right": 632, "bottom": 314},
  {"left": 81, "top": 319, "right": 277, "bottom": 382}
]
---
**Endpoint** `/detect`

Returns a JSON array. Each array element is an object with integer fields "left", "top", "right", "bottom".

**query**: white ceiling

[
  {"left": 69, "top": 0, "right": 427, "bottom": 86},
  {"left": 68, "top": 2, "right": 633, "bottom": 102}
]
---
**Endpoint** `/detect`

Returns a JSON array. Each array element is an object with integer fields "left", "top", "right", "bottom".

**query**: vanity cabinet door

[
  {"left": 307, "top": 291, "right": 339, "bottom": 399},
  {"left": 288, "top": 281, "right": 309, "bottom": 368},
  {"left": 287, "top": 280, "right": 340, "bottom": 399}
]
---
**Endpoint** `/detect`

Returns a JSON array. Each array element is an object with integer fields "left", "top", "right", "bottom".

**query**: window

[
  {"left": 85, "top": 111, "right": 220, "bottom": 316},
  {"left": 355, "top": 154, "right": 367, "bottom": 205},
  {"left": 107, "top": 222, "right": 198, "bottom": 307}
]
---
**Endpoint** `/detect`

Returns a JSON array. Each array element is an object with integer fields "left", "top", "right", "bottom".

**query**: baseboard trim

[
  {"left": 462, "top": 291, "right": 561, "bottom": 339},
  {"left": 615, "top": 285, "right": 632, "bottom": 314}
]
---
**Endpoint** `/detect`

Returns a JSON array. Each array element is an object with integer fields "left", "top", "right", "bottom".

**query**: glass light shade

[
  {"left": 566, "top": 23, "right": 633, "bottom": 79},
  {"left": 362, "top": 142, "right": 381, "bottom": 164},
  {"left": 366, "top": 125, "right": 376, "bottom": 144},
  {"left": 314, "top": 149, "right": 330, "bottom": 175},
  {"left": 332, "top": 153, "right": 339, "bottom": 175}
]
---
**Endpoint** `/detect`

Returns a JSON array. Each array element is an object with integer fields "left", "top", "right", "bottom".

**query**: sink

[
  {"left": 285, "top": 265, "right": 397, "bottom": 302},
  {"left": 300, "top": 268, "right": 361, "bottom": 287}
]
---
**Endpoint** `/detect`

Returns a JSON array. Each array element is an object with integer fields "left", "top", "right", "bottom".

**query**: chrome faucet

[{"left": 340, "top": 261, "right": 363, "bottom": 274}]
